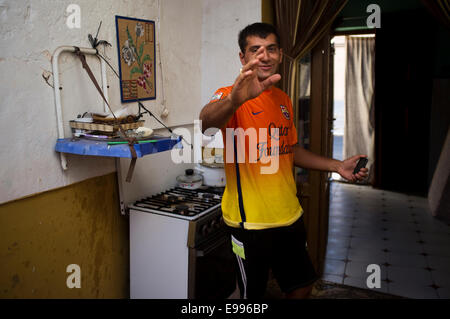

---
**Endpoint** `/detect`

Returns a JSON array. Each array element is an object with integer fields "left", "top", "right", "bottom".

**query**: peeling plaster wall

[
  {"left": 0, "top": 0, "right": 203, "bottom": 204},
  {"left": 0, "top": 0, "right": 262, "bottom": 203},
  {"left": 201, "top": 0, "right": 261, "bottom": 106},
  {"left": 0, "top": 0, "right": 202, "bottom": 299}
]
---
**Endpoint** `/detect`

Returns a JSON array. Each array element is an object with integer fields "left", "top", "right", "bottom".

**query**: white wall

[
  {"left": 201, "top": 0, "right": 261, "bottom": 106},
  {"left": 0, "top": 0, "right": 261, "bottom": 204}
]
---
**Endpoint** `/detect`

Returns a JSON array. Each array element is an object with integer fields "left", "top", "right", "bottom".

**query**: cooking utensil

[
  {"left": 176, "top": 169, "right": 203, "bottom": 189},
  {"left": 195, "top": 163, "right": 226, "bottom": 187}
]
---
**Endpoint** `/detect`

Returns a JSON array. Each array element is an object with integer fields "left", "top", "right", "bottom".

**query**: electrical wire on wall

[{"left": 157, "top": 0, "right": 169, "bottom": 118}]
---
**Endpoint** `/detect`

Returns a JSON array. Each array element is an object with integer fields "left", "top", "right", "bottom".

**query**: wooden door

[
  {"left": 373, "top": 10, "right": 434, "bottom": 195},
  {"left": 295, "top": 33, "right": 334, "bottom": 275}
]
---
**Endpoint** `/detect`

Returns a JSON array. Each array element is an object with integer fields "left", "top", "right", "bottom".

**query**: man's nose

[{"left": 260, "top": 48, "right": 269, "bottom": 60}]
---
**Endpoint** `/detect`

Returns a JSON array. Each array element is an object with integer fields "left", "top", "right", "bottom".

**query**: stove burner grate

[{"left": 132, "top": 187, "right": 223, "bottom": 218}]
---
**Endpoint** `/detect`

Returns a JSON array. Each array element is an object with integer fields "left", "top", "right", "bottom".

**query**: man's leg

[
  {"left": 272, "top": 217, "right": 319, "bottom": 299},
  {"left": 228, "top": 229, "right": 271, "bottom": 299},
  {"left": 285, "top": 283, "right": 314, "bottom": 299}
]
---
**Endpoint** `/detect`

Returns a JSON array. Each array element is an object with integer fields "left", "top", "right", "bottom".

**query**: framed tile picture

[{"left": 115, "top": 15, "right": 156, "bottom": 103}]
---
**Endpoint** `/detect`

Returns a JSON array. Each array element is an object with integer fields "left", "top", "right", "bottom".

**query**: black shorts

[{"left": 227, "top": 216, "right": 318, "bottom": 299}]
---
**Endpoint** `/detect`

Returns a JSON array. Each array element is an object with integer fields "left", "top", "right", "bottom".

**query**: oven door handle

[{"left": 196, "top": 235, "right": 228, "bottom": 257}]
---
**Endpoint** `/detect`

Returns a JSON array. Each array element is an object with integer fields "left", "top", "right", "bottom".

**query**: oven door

[{"left": 188, "top": 233, "right": 236, "bottom": 299}]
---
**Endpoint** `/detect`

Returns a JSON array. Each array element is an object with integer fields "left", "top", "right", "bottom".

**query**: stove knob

[{"left": 210, "top": 219, "right": 217, "bottom": 229}]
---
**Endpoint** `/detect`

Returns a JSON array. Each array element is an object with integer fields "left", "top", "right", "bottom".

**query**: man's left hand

[{"left": 337, "top": 155, "right": 369, "bottom": 183}]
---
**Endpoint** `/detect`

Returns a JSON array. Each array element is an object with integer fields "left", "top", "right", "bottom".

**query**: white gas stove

[{"left": 129, "top": 186, "right": 236, "bottom": 299}]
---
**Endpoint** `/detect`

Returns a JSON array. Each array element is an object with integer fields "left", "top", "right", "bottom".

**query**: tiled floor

[{"left": 323, "top": 181, "right": 450, "bottom": 299}]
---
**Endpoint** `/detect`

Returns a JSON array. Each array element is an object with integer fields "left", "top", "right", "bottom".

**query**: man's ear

[
  {"left": 239, "top": 51, "right": 245, "bottom": 65},
  {"left": 279, "top": 48, "right": 283, "bottom": 63}
]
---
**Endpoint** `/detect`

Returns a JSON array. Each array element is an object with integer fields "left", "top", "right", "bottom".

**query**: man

[{"left": 199, "top": 23, "right": 368, "bottom": 299}]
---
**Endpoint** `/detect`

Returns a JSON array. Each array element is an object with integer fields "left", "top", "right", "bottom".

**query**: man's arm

[
  {"left": 199, "top": 95, "right": 238, "bottom": 134},
  {"left": 293, "top": 144, "right": 368, "bottom": 182}
]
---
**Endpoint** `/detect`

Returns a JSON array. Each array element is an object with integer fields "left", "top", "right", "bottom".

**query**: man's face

[{"left": 239, "top": 33, "right": 283, "bottom": 81}]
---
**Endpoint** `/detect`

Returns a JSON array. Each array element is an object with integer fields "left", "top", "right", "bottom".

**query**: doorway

[{"left": 330, "top": 34, "right": 375, "bottom": 183}]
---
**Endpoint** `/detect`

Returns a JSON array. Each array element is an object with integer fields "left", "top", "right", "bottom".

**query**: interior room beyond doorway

[{"left": 331, "top": 34, "right": 375, "bottom": 183}]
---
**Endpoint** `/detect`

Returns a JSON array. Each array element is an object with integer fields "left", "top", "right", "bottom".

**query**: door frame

[{"left": 296, "top": 31, "right": 334, "bottom": 275}]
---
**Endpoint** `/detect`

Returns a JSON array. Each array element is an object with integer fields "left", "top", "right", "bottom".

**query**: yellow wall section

[{"left": 0, "top": 173, "right": 129, "bottom": 298}]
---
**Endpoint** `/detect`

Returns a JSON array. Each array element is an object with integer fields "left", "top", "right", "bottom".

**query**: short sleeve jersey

[{"left": 210, "top": 86, "right": 303, "bottom": 230}]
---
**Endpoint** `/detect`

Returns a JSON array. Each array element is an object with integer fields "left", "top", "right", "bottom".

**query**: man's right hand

[
  {"left": 199, "top": 47, "right": 282, "bottom": 134},
  {"left": 228, "top": 47, "right": 281, "bottom": 109}
]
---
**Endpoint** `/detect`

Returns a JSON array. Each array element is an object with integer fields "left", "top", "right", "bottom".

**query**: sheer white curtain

[{"left": 344, "top": 36, "right": 375, "bottom": 184}]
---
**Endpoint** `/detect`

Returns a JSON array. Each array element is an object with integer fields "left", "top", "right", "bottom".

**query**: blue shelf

[{"left": 55, "top": 136, "right": 182, "bottom": 158}]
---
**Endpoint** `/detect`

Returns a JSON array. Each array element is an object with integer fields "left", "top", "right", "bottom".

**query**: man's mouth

[{"left": 259, "top": 65, "right": 272, "bottom": 71}]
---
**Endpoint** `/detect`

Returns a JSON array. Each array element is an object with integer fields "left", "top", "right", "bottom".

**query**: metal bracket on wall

[{"left": 51, "top": 46, "right": 109, "bottom": 170}]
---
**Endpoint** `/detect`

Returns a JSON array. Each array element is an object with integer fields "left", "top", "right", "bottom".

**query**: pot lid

[{"left": 199, "top": 162, "right": 224, "bottom": 169}]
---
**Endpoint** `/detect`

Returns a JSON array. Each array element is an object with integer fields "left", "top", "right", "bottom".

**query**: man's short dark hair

[{"left": 238, "top": 22, "right": 281, "bottom": 53}]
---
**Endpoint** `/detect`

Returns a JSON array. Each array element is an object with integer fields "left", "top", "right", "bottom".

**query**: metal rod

[{"left": 52, "top": 46, "right": 108, "bottom": 170}]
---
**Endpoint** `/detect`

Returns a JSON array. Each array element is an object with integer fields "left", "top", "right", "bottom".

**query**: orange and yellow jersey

[{"left": 210, "top": 86, "right": 303, "bottom": 230}]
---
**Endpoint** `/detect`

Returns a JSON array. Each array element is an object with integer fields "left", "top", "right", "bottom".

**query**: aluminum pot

[{"left": 195, "top": 163, "right": 226, "bottom": 187}]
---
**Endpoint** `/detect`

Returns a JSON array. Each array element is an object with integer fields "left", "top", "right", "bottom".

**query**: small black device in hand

[{"left": 353, "top": 157, "right": 368, "bottom": 174}]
